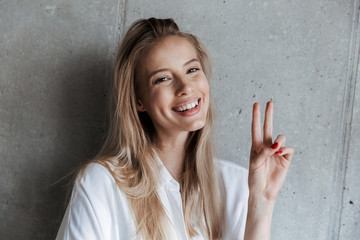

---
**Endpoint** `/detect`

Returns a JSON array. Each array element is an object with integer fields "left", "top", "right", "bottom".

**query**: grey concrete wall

[{"left": 0, "top": 0, "right": 359, "bottom": 239}]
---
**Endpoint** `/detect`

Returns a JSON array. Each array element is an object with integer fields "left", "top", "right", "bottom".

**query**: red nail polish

[
  {"left": 275, "top": 150, "right": 282, "bottom": 155},
  {"left": 271, "top": 142, "right": 278, "bottom": 149}
]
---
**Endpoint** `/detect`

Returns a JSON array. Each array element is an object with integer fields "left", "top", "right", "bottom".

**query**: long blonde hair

[{"left": 87, "top": 17, "right": 223, "bottom": 239}]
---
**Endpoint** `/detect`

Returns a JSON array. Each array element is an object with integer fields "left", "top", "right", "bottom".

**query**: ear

[{"left": 136, "top": 99, "right": 146, "bottom": 112}]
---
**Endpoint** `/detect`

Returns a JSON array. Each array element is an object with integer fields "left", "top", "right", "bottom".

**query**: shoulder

[
  {"left": 80, "top": 162, "right": 115, "bottom": 182},
  {"left": 57, "top": 163, "right": 131, "bottom": 239},
  {"left": 214, "top": 158, "right": 249, "bottom": 200},
  {"left": 214, "top": 158, "right": 248, "bottom": 172},
  {"left": 214, "top": 158, "right": 248, "bottom": 182},
  {"left": 71, "top": 162, "right": 119, "bottom": 204},
  {"left": 77, "top": 162, "right": 115, "bottom": 189}
]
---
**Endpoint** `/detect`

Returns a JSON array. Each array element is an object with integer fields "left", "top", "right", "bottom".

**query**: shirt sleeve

[
  {"left": 55, "top": 163, "right": 118, "bottom": 240},
  {"left": 215, "top": 159, "right": 249, "bottom": 240},
  {"left": 230, "top": 167, "right": 249, "bottom": 239}
]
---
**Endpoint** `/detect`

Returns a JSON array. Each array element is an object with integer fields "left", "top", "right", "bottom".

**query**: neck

[{"left": 156, "top": 131, "right": 189, "bottom": 183}]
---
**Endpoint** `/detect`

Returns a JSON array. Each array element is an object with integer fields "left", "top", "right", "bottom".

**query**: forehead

[{"left": 138, "top": 36, "right": 198, "bottom": 75}]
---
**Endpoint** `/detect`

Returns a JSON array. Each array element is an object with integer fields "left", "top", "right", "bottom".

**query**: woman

[{"left": 56, "top": 17, "right": 293, "bottom": 240}]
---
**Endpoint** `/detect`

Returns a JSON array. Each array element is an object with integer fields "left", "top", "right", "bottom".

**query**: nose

[{"left": 174, "top": 74, "right": 192, "bottom": 96}]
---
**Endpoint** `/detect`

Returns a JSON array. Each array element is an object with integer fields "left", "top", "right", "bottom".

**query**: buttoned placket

[{"left": 156, "top": 154, "right": 191, "bottom": 240}]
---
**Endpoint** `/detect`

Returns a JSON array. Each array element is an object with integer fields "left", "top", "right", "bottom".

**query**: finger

[
  {"left": 271, "top": 134, "right": 286, "bottom": 151},
  {"left": 275, "top": 146, "right": 294, "bottom": 162},
  {"left": 251, "top": 145, "right": 277, "bottom": 167},
  {"left": 263, "top": 101, "right": 273, "bottom": 145},
  {"left": 251, "top": 102, "right": 262, "bottom": 147}
]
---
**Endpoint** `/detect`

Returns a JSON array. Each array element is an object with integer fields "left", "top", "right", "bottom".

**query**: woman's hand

[
  {"left": 249, "top": 101, "right": 294, "bottom": 200},
  {"left": 244, "top": 101, "right": 294, "bottom": 240}
]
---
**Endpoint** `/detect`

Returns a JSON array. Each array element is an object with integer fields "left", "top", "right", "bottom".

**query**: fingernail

[
  {"left": 271, "top": 142, "right": 278, "bottom": 149},
  {"left": 275, "top": 150, "right": 282, "bottom": 155}
]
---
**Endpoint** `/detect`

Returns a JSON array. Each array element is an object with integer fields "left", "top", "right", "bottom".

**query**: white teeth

[{"left": 175, "top": 100, "right": 199, "bottom": 112}]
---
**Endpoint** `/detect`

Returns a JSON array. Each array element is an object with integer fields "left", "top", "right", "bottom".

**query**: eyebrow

[{"left": 148, "top": 58, "right": 199, "bottom": 79}]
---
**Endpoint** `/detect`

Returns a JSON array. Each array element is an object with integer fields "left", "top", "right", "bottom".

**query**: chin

[{"left": 187, "top": 120, "right": 206, "bottom": 132}]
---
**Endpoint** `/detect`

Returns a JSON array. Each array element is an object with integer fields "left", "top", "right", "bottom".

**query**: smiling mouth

[{"left": 173, "top": 98, "right": 200, "bottom": 112}]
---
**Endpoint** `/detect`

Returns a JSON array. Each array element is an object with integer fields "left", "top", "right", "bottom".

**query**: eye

[
  {"left": 154, "top": 77, "right": 170, "bottom": 85},
  {"left": 187, "top": 68, "right": 200, "bottom": 74}
]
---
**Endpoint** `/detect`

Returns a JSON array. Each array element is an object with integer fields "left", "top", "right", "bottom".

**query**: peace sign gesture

[{"left": 248, "top": 101, "right": 294, "bottom": 201}]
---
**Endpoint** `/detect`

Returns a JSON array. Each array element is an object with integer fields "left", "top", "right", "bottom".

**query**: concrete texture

[
  {"left": 0, "top": 0, "right": 359, "bottom": 239},
  {"left": 0, "top": 1, "right": 118, "bottom": 239}
]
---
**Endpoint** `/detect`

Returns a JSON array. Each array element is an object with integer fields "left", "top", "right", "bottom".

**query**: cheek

[
  {"left": 147, "top": 88, "right": 171, "bottom": 112},
  {"left": 196, "top": 77, "right": 210, "bottom": 114},
  {"left": 199, "top": 77, "right": 210, "bottom": 100}
]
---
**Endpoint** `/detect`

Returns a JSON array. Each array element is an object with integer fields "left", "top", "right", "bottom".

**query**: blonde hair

[{"left": 87, "top": 18, "right": 223, "bottom": 239}]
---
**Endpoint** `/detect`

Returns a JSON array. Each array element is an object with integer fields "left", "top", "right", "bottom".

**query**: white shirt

[{"left": 56, "top": 158, "right": 249, "bottom": 240}]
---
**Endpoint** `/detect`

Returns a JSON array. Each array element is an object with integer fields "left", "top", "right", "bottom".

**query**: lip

[
  {"left": 172, "top": 97, "right": 201, "bottom": 109},
  {"left": 172, "top": 98, "right": 201, "bottom": 117}
]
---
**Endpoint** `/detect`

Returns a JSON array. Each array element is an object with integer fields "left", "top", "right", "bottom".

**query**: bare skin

[
  {"left": 136, "top": 36, "right": 294, "bottom": 239},
  {"left": 156, "top": 134, "right": 187, "bottom": 182},
  {"left": 135, "top": 36, "right": 209, "bottom": 182},
  {"left": 245, "top": 101, "right": 294, "bottom": 239},
  {"left": 156, "top": 101, "right": 294, "bottom": 240}
]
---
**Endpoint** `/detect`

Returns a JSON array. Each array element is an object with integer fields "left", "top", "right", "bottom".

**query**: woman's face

[{"left": 135, "top": 36, "right": 210, "bottom": 138}]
